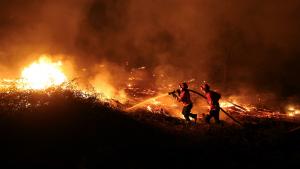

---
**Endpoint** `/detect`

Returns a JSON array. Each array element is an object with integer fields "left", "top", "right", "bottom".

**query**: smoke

[{"left": 1, "top": 0, "right": 300, "bottom": 100}]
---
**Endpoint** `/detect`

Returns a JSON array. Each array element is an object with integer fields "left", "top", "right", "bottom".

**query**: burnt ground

[{"left": 0, "top": 89, "right": 300, "bottom": 169}]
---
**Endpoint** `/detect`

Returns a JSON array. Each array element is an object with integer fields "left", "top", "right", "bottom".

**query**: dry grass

[{"left": 0, "top": 87, "right": 299, "bottom": 169}]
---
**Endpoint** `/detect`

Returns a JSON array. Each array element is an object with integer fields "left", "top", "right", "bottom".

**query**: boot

[
  {"left": 204, "top": 115, "right": 210, "bottom": 124},
  {"left": 191, "top": 114, "right": 197, "bottom": 123}
]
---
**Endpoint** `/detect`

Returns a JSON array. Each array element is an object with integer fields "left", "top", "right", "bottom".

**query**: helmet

[
  {"left": 179, "top": 82, "right": 188, "bottom": 89},
  {"left": 201, "top": 83, "right": 210, "bottom": 92}
]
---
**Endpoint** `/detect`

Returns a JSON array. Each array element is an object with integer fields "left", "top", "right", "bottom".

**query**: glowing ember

[
  {"left": 147, "top": 105, "right": 152, "bottom": 112},
  {"left": 220, "top": 101, "right": 234, "bottom": 108},
  {"left": 20, "top": 56, "right": 67, "bottom": 90},
  {"left": 288, "top": 112, "right": 295, "bottom": 117},
  {"left": 288, "top": 106, "right": 295, "bottom": 111}
]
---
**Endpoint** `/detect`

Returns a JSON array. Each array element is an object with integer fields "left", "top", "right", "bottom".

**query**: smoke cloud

[{"left": 1, "top": 0, "right": 300, "bottom": 100}]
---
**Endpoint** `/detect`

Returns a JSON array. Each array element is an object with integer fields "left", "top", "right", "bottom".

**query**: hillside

[{"left": 0, "top": 88, "right": 299, "bottom": 169}]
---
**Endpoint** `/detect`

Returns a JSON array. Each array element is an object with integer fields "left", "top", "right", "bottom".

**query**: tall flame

[{"left": 21, "top": 56, "right": 67, "bottom": 90}]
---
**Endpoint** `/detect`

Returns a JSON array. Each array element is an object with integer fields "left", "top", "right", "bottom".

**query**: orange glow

[
  {"left": 287, "top": 106, "right": 295, "bottom": 111},
  {"left": 20, "top": 55, "right": 67, "bottom": 90},
  {"left": 220, "top": 101, "right": 234, "bottom": 108}
]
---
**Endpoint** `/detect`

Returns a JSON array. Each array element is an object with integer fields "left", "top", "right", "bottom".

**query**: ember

[{"left": 0, "top": 55, "right": 299, "bottom": 123}]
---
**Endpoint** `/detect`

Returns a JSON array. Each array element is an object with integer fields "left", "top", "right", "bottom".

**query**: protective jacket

[
  {"left": 205, "top": 91, "right": 221, "bottom": 110},
  {"left": 178, "top": 89, "right": 192, "bottom": 106}
]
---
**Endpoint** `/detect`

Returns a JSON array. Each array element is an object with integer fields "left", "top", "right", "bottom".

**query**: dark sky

[{"left": 0, "top": 0, "right": 300, "bottom": 98}]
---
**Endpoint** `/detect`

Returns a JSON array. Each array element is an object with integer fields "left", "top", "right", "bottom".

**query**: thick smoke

[{"left": 0, "top": 0, "right": 300, "bottom": 101}]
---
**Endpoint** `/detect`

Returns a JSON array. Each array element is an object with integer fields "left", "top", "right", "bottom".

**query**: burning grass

[
  {"left": 0, "top": 55, "right": 300, "bottom": 168},
  {"left": 0, "top": 86, "right": 299, "bottom": 168},
  {"left": 20, "top": 56, "right": 67, "bottom": 90}
]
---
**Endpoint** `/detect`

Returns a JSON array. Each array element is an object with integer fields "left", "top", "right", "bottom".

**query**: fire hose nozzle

[
  {"left": 168, "top": 90, "right": 176, "bottom": 95},
  {"left": 168, "top": 89, "right": 180, "bottom": 98}
]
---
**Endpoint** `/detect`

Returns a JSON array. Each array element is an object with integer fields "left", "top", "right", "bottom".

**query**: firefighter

[
  {"left": 201, "top": 83, "right": 221, "bottom": 124},
  {"left": 176, "top": 82, "right": 197, "bottom": 122}
]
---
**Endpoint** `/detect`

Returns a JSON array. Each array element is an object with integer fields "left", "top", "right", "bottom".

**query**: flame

[
  {"left": 287, "top": 106, "right": 295, "bottom": 111},
  {"left": 20, "top": 56, "right": 67, "bottom": 90},
  {"left": 147, "top": 105, "right": 152, "bottom": 112},
  {"left": 91, "top": 73, "right": 128, "bottom": 103},
  {"left": 220, "top": 101, "right": 234, "bottom": 108},
  {"left": 286, "top": 105, "right": 300, "bottom": 117}
]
